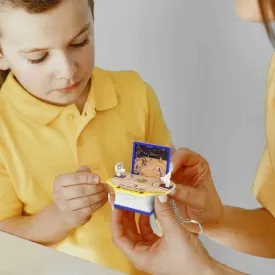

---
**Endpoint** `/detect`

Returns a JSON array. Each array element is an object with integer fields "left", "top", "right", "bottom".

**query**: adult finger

[
  {"left": 171, "top": 148, "right": 203, "bottom": 174},
  {"left": 111, "top": 209, "right": 153, "bottom": 271},
  {"left": 168, "top": 184, "right": 208, "bottom": 209},
  {"left": 155, "top": 197, "right": 203, "bottom": 250},
  {"left": 154, "top": 196, "right": 185, "bottom": 237},
  {"left": 123, "top": 211, "right": 143, "bottom": 243},
  {"left": 111, "top": 208, "right": 138, "bottom": 258},
  {"left": 139, "top": 215, "right": 159, "bottom": 243},
  {"left": 108, "top": 193, "right": 142, "bottom": 243},
  {"left": 171, "top": 164, "right": 207, "bottom": 187}
]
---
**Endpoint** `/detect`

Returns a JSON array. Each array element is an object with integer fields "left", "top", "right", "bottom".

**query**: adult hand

[
  {"left": 166, "top": 148, "right": 223, "bottom": 232},
  {"left": 53, "top": 166, "right": 109, "bottom": 230},
  {"left": 111, "top": 196, "right": 216, "bottom": 275}
]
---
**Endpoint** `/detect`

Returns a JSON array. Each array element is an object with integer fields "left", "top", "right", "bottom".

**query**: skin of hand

[
  {"left": 110, "top": 196, "right": 216, "bottom": 275},
  {"left": 159, "top": 148, "right": 223, "bottom": 233},
  {"left": 235, "top": 0, "right": 275, "bottom": 22},
  {"left": 53, "top": 166, "right": 109, "bottom": 230}
]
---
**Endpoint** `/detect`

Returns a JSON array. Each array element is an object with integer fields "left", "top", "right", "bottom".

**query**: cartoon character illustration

[{"left": 137, "top": 178, "right": 148, "bottom": 183}]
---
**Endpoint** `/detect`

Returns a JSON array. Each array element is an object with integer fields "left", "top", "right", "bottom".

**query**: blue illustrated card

[{"left": 131, "top": 142, "right": 171, "bottom": 178}]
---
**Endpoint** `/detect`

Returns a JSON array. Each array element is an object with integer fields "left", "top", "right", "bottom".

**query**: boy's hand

[{"left": 53, "top": 166, "right": 109, "bottom": 230}]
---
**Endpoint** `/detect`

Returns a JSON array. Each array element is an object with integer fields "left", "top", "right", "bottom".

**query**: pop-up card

[{"left": 107, "top": 142, "right": 176, "bottom": 233}]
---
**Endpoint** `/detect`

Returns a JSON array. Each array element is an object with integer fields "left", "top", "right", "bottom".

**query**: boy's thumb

[
  {"left": 76, "top": 166, "right": 91, "bottom": 173},
  {"left": 154, "top": 196, "right": 181, "bottom": 234}
]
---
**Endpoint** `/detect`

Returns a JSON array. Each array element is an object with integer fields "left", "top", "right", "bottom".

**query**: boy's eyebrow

[
  {"left": 71, "top": 23, "right": 91, "bottom": 41},
  {"left": 19, "top": 23, "right": 91, "bottom": 53}
]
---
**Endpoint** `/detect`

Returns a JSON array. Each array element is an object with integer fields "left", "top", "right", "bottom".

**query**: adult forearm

[
  {"left": 213, "top": 261, "right": 250, "bottom": 275},
  {"left": 204, "top": 206, "right": 275, "bottom": 258},
  {"left": 0, "top": 203, "right": 72, "bottom": 246},
  {"left": 235, "top": 0, "right": 275, "bottom": 22}
]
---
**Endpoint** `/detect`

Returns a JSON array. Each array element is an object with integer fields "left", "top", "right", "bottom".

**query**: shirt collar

[{"left": 1, "top": 67, "right": 118, "bottom": 126}]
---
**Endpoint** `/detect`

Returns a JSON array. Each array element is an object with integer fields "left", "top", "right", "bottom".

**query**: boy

[{"left": 0, "top": 0, "right": 172, "bottom": 274}]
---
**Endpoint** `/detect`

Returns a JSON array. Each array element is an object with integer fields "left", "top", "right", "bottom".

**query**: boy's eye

[
  {"left": 26, "top": 37, "right": 91, "bottom": 65},
  {"left": 71, "top": 37, "right": 90, "bottom": 48},
  {"left": 28, "top": 54, "right": 48, "bottom": 64}
]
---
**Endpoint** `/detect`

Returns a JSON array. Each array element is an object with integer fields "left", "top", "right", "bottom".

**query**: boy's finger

[
  {"left": 102, "top": 183, "right": 111, "bottom": 193},
  {"left": 76, "top": 166, "right": 91, "bottom": 173},
  {"left": 57, "top": 172, "right": 101, "bottom": 187},
  {"left": 73, "top": 197, "right": 107, "bottom": 219},
  {"left": 89, "top": 197, "right": 108, "bottom": 214},
  {"left": 108, "top": 193, "right": 115, "bottom": 206},
  {"left": 69, "top": 192, "right": 108, "bottom": 211},
  {"left": 62, "top": 184, "right": 106, "bottom": 200}
]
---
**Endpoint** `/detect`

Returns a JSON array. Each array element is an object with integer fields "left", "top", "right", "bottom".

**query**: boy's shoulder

[
  {"left": 0, "top": 96, "right": 6, "bottom": 117},
  {"left": 93, "top": 66, "right": 149, "bottom": 96},
  {"left": 94, "top": 66, "right": 144, "bottom": 82},
  {"left": 0, "top": 100, "right": 9, "bottom": 145}
]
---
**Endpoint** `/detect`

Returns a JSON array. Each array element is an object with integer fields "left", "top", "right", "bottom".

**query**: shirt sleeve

[
  {"left": 0, "top": 161, "right": 23, "bottom": 220},
  {"left": 144, "top": 83, "right": 173, "bottom": 148},
  {"left": 252, "top": 148, "right": 275, "bottom": 217}
]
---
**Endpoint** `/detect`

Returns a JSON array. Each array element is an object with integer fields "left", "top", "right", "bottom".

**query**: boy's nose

[{"left": 56, "top": 55, "right": 78, "bottom": 80}]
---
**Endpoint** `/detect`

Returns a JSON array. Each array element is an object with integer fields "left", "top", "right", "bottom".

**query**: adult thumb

[{"left": 154, "top": 196, "right": 182, "bottom": 234}]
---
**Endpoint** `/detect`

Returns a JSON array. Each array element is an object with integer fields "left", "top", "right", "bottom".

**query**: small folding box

[{"left": 106, "top": 142, "right": 176, "bottom": 233}]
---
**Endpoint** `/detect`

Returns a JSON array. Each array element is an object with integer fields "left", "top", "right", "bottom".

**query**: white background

[{"left": 94, "top": 0, "right": 275, "bottom": 274}]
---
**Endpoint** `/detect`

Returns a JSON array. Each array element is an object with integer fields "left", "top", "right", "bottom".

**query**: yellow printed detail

[{"left": 106, "top": 172, "right": 175, "bottom": 197}]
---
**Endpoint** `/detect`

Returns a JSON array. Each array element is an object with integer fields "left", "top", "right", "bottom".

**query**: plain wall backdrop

[{"left": 94, "top": 0, "right": 275, "bottom": 274}]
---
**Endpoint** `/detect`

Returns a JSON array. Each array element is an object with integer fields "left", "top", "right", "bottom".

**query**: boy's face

[{"left": 0, "top": 0, "right": 95, "bottom": 106}]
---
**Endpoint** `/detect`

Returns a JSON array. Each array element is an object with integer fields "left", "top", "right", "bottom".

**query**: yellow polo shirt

[
  {"left": 252, "top": 52, "right": 275, "bottom": 217},
  {"left": 0, "top": 67, "right": 172, "bottom": 274}
]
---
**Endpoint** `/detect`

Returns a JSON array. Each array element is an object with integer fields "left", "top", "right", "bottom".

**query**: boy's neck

[{"left": 75, "top": 79, "right": 91, "bottom": 114}]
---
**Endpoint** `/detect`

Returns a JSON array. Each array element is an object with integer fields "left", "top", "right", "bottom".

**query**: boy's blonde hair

[{"left": 0, "top": 0, "right": 94, "bottom": 87}]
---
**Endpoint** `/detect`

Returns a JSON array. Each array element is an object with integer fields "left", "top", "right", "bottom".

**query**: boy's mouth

[{"left": 57, "top": 81, "right": 81, "bottom": 93}]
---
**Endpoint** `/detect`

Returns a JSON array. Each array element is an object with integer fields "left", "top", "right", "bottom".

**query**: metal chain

[
  {"left": 170, "top": 199, "right": 184, "bottom": 224},
  {"left": 170, "top": 198, "right": 203, "bottom": 237}
]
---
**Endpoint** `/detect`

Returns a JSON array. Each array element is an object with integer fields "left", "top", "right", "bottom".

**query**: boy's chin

[
  {"left": 42, "top": 93, "right": 80, "bottom": 107},
  {"left": 43, "top": 81, "right": 89, "bottom": 107}
]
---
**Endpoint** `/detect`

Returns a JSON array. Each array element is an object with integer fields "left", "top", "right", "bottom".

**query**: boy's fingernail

[
  {"left": 108, "top": 193, "right": 110, "bottom": 204},
  {"left": 93, "top": 176, "right": 99, "bottom": 184},
  {"left": 158, "top": 195, "right": 167, "bottom": 203},
  {"left": 103, "top": 183, "right": 110, "bottom": 192}
]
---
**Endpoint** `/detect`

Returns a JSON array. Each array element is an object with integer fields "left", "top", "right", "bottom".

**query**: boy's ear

[{"left": 0, "top": 53, "right": 9, "bottom": 70}]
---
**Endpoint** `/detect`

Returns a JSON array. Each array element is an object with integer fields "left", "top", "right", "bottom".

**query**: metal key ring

[
  {"left": 181, "top": 218, "right": 203, "bottom": 237},
  {"left": 170, "top": 199, "right": 203, "bottom": 237}
]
